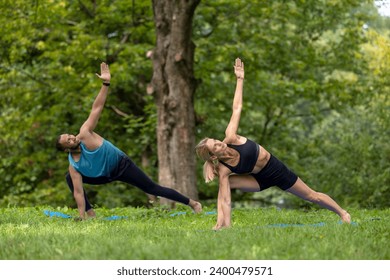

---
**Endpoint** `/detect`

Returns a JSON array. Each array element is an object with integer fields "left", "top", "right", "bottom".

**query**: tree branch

[
  {"left": 0, "top": 64, "right": 51, "bottom": 87},
  {"left": 78, "top": 0, "right": 95, "bottom": 18},
  {"left": 111, "top": 105, "right": 129, "bottom": 117}
]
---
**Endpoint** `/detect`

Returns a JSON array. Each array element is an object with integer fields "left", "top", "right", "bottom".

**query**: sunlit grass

[{"left": 0, "top": 206, "right": 388, "bottom": 260}]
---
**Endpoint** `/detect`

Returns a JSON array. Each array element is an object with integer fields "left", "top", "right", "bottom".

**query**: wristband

[{"left": 103, "top": 82, "right": 110, "bottom": 86}]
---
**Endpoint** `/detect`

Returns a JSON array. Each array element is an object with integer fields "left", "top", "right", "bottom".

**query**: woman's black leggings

[{"left": 65, "top": 156, "right": 190, "bottom": 211}]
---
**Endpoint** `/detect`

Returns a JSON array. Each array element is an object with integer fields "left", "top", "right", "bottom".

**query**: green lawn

[{"left": 0, "top": 206, "right": 388, "bottom": 260}]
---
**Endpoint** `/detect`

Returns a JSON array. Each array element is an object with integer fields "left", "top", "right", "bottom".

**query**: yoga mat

[
  {"left": 43, "top": 210, "right": 127, "bottom": 221},
  {"left": 169, "top": 210, "right": 217, "bottom": 217},
  {"left": 266, "top": 221, "right": 358, "bottom": 228},
  {"left": 43, "top": 210, "right": 72, "bottom": 218},
  {"left": 103, "top": 215, "right": 128, "bottom": 221}
]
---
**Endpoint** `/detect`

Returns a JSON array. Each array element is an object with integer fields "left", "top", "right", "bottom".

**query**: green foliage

[
  {"left": 0, "top": 0, "right": 389, "bottom": 209},
  {"left": 0, "top": 0, "right": 156, "bottom": 207},
  {"left": 288, "top": 25, "right": 390, "bottom": 209},
  {"left": 193, "top": 0, "right": 372, "bottom": 144},
  {"left": 0, "top": 206, "right": 389, "bottom": 259},
  {"left": 192, "top": 0, "right": 389, "bottom": 207},
  {"left": 297, "top": 103, "right": 390, "bottom": 208}
]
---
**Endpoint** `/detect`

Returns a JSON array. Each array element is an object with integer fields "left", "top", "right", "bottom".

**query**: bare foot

[
  {"left": 87, "top": 209, "right": 96, "bottom": 218},
  {"left": 189, "top": 200, "right": 202, "bottom": 213},
  {"left": 212, "top": 224, "right": 222, "bottom": 231},
  {"left": 340, "top": 211, "right": 351, "bottom": 224},
  {"left": 212, "top": 223, "right": 230, "bottom": 231}
]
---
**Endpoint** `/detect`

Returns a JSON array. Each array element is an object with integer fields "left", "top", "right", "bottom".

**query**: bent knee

[
  {"left": 228, "top": 175, "right": 259, "bottom": 191},
  {"left": 228, "top": 176, "right": 239, "bottom": 189}
]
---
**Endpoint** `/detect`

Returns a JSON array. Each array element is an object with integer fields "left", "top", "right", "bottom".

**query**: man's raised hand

[{"left": 95, "top": 62, "right": 111, "bottom": 82}]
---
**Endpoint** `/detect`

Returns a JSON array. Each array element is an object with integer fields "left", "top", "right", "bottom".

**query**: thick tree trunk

[{"left": 151, "top": 0, "right": 200, "bottom": 206}]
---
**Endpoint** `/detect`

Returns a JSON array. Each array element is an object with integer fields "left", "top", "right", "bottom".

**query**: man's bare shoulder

[{"left": 77, "top": 130, "right": 104, "bottom": 150}]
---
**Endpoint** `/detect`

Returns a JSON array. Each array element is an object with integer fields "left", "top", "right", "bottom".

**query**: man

[{"left": 56, "top": 62, "right": 202, "bottom": 220}]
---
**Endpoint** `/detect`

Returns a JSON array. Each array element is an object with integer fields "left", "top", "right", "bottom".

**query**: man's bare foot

[
  {"left": 87, "top": 209, "right": 96, "bottom": 218},
  {"left": 189, "top": 200, "right": 202, "bottom": 213},
  {"left": 340, "top": 211, "right": 351, "bottom": 223}
]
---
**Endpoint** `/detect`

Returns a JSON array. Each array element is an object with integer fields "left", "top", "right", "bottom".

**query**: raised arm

[
  {"left": 224, "top": 58, "right": 245, "bottom": 142},
  {"left": 79, "top": 62, "right": 111, "bottom": 134}
]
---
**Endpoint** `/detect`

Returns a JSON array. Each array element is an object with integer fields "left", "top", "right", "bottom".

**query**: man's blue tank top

[{"left": 68, "top": 139, "right": 125, "bottom": 177}]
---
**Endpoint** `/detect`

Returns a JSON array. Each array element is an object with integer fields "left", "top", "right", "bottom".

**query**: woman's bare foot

[
  {"left": 212, "top": 223, "right": 230, "bottom": 231},
  {"left": 189, "top": 199, "right": 202, "bottom": 213},
  {"left": 340, "top": 211, "right": 351, "bottom": 223},
  {"left": 213, "top": 224, "right": 222, "bottom": 231}
]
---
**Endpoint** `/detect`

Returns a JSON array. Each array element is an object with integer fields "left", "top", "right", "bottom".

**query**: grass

[{"left": 0, "top": 206, "right": 388, "bottom": 260}]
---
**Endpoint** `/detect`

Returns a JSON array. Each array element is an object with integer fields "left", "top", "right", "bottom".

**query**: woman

[{"left": 195, "top": 58, "right": 351, "bottom": 230}]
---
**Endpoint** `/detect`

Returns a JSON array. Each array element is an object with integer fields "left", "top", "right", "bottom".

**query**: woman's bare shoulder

[{"left": 223, "top": 134, "right": 246, "bottom": 145}]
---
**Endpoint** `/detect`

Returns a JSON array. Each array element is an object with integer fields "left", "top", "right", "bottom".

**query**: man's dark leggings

[{"left": 65, "top": 156, "right": 190, "bottom": 211}]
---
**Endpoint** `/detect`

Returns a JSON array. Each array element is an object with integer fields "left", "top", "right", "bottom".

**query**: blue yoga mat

[
  {"left": 267, "top": 222, "right": 326, "bottom": 228},
  {"left": 266, "top": 221, "right": 357, "bottom": 228},
  {"left": 43, "top": 210, "right": 72, "bottom": 218},
  {"left": 103, "top": 215, "right": 128, "bottom": 221},
  {"left": 169, "top": 210, "right": 217, "bottom": 217},
  {"left": 43, "top": 210, "right": 127, "bottom": 220},
  {"left": 169, "top": 211, "right": 187, "bottom": 217}
]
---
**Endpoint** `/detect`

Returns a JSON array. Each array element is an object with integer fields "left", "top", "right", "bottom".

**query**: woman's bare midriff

[{"left": 251, "top": 145, "right": 271, "bottom": 174}]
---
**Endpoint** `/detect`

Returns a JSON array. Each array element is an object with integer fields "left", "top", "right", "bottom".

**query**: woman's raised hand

[{"left": 234, "top": 58, "right": 244, "bottom": 80}]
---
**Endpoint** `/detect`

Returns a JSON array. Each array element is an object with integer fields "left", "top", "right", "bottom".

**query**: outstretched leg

[
  {"left": 286, "top": 178, "right": 351, "bottom": 223},
  {"left": 117, "top": 159, "right": 202, "bottom": 213}
]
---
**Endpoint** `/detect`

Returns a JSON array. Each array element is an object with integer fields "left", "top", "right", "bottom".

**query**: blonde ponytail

[
  {"left": 203, "top": 160, "right": 218, "bottom": 183},
  {"left": 195, "top": 138, "right": 219, "bottom": 183}
]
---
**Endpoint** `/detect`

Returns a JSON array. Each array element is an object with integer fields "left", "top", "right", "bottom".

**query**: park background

[{"left": 0, "top": 0, "right": 389, "bottom": 213}]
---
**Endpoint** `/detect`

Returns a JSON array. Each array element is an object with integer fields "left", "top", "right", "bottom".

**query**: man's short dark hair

[{"left": 55, "top": 135, "right": 65, "bottom": 151}]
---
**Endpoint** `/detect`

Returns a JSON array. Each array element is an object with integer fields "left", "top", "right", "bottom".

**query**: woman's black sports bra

[{"left": 219, "top": 138, "right": 260, "bottom": 174}]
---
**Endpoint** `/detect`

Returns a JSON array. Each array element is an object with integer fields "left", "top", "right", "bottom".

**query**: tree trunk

[{"left": 151, "top": 0, "right": 200, "bottom": 206}]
